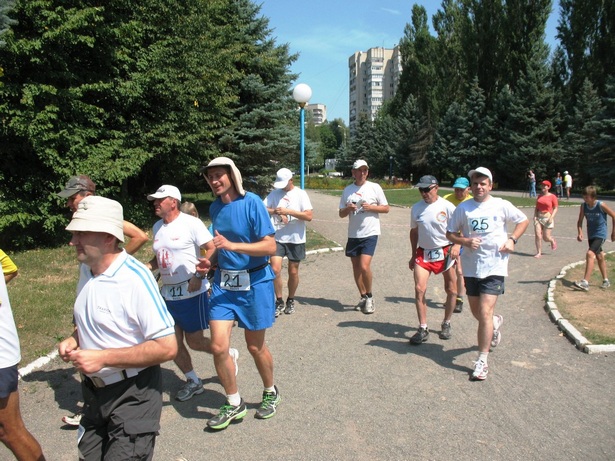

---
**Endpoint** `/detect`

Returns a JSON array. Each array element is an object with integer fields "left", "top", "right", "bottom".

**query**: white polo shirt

[
  {"left": 74, "top": 251, "right": 175, "bottom": 380},
  {"left": 263, "top": 187, "right": 313, "bottom": 244}
]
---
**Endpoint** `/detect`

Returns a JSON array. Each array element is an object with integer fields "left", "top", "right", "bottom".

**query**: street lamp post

[{"left": 292, "top": 83, "right": 312, "bottom": 189}]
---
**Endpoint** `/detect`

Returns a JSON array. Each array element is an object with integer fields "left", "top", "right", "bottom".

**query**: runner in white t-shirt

[
  {"left": 409, "top": 175, "right": 459, "bottom": 345},
  {"left": 339, "top": 159, "right": 389, "bottom": 314},
  {"left": 264, "top": 168, "right": 313, "bottom": 316},
  {"left": 446, "top": 167, "right": 529, "bottom": 381},
  {"left": 147, "top": 185, "right": 238, "bottom": 403}
]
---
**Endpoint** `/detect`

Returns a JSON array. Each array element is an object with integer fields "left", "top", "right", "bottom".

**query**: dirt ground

[{"left": 554, "top": 261, "right": 615, "bottom": 343}]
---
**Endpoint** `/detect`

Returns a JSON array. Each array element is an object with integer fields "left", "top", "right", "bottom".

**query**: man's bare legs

[{"left": 0, "top": 391, "right": 45, "bottom": 461}]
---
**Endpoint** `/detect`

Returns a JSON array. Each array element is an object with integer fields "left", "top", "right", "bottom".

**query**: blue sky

[{"left": 259, "top": 0, "right": 560, "bottom": 124}]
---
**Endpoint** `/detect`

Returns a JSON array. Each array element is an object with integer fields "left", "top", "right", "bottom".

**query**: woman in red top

[{"left": 534, "top": 180, "right": 559, "bottom": 257}]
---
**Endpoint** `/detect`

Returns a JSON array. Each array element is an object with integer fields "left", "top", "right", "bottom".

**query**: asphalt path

[{"left": 5, "top": 190, "right": 615, "bottom": 460}]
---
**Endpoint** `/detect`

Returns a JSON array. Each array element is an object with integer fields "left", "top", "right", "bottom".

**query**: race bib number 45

[{"left": 220, "top": 269, "right": 250, "bottom": 291}]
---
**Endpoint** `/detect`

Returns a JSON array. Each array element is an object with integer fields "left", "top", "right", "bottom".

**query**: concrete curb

[{"left": 546, "top": 251, "right": 615, "bottom": 354}]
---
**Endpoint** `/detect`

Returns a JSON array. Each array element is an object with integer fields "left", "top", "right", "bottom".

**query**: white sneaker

[
  {"left": 574, "top": 279, "right": 589, "bottom": 291},
  {"left": 491, "top": 314, "right": 504, "bottom": 348},
  {"left": 361, "top": 296, "right": 375, "bottom": 314},
  {"left": 230, "top": 348, "right": 239, "bottom": 376},
  {"left": 62, "top": 411, "right": 83, "bottom": 426},
  {"left": 471, "top": 360, "right": 489, "bottom": 381},
  {"left": 355, "top": 297, "right": 367, "bottom": 311}
]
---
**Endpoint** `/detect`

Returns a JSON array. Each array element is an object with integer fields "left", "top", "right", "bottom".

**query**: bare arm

[
  {"left": 576, "top": 205, "right": 585, "bottom": 241},
  {"left": 276, "top": 207, "right": 313, "bottom": 222},
  {"left": 362, "top": 203, "right": 390, "bottom": 214},
  {"left": 600, "top": 202, "right": 615, "bottom": 241},
  {"left": 123, "top": 220, "right": 149, "bottom": 255},
  {"left": 4, "top": 271, "right": 18, "bottom": 284},
  {"left": 212, "top": 231, "right": 276, "bottom": 257},
  {"left": 66, "top": 334, "right": 178, "bottom": 374}
]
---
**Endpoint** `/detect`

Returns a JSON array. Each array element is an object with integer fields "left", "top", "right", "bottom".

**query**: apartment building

[
  {"left": 348, "top": 46, "right": 401, "bottom": 133},
  {"left": 306, "top": 103, "right": 327, "bottom": 126}
]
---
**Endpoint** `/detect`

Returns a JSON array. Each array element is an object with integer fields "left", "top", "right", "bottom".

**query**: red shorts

[{"left": 415, "top": 245, "right": 455, "bottom": 275}]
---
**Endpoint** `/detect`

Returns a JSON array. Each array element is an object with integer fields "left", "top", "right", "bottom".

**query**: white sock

[
  {"left": 478, "top": 352, "right": 489, "bottom": 364},
  {"left": 264, "top": 386, "right": 276, "bottom": 394},
  {"left": 185, "top": 370, "right": 199, "bottom": 383},
  {"left": 227, "top": 392, "right": 241, "bottom": 406}
]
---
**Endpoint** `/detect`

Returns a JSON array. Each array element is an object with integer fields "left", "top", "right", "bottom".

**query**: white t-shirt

[
  {"left": 447, "top": 197, "right": 528, "bottom": 278},
  {"left": 0, "top": 274, "right": 20, "bottom": 368},
  {"left": 74, "top": 251, "right": 175, "bottom": 380},
  {"left": 339, "top": 181, "right": 388, "bottom": 238},
  {"left": 263, "top": 187, "right": 313, "bottom": 244},
  {"left": 411, "top": 196, "right": 456, "bottom": 249},
  {"left": 564, "top": 174, "right": 572, "bottom": 188},
  {"left": 152, "top": 212, "right": 213, "bottom": 297}
]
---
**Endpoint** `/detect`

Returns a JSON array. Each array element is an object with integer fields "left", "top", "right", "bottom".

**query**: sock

[
  {"left": 264, "top": 386, "right": 276, "bottom": 394},
  {"left": 478, "top": 352, "right": 489, "bottom": 364},
  {"left": 420, "top": 323, "right": 428, "bottom": 329},
  {"left": 366, "top": 292, "right": 373, "bottom": 298},
  {"left": 287, "top": 297, "right": 294, "bottom": 302},
  {"left": 360, "top": 293, "right": 367, "bottom": 299},
  {"left": 276, "top": 297, "right": 283, "bottom": 302},
  {"left": 185, "top": 370, "right": 199, "bottom": 383},
  {"left": 227, "top": 392, "right": 241, "bottom": 406}
]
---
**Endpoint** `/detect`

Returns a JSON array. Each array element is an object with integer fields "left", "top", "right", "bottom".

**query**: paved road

[{"left": 5, "top": 191, "right": 615, "bottom": 460}]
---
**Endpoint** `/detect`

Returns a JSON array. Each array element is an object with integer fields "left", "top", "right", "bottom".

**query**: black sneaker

[
  {"left": 284, "top": 298, "right": 295, "bottom": 314},
  {"left": 439, "top": 321, "right": 452, "bottom": 340},
  {"left": 454, "top": 297, "right": 463, "bottom": 313},
  {"left": 206, "top": 400, "right": 247, "bottom": 430},
  {"left": 409, "top": 327, "right": 429, "bottom": 345},
  {"left": 275, "top": 299, "right": 284, "bottom": 318},
  {"left": 255, "top": 386, "right": 281, "bottom": 419}
]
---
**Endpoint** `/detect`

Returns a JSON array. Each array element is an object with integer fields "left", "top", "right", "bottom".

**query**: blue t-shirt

[
  {"left": 209, "top": 192, "right": 275, "bottom": 283},
  {"left": 584, "top": 201, "right": 608, "bottom": 240}
]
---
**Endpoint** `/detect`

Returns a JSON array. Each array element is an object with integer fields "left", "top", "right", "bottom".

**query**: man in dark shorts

[{"left": 447, "top": 167, "right": 528, "bottom": 381}]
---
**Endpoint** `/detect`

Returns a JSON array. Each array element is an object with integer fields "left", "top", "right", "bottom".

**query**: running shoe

[
  {"left": 176, "top": 378, "right": 204, "bottom": 402},
  {"left": 470, "top": 360, "right": 488, "bottom": 381},
  {"left": 275, "top": 299, "right": 284, "bottom": 317},
  {"left": 254, "top": 386, "right": 281, "bottom": 420},
  {"left": 230, "top": 348, "right": 239, "bottom": 376},
  {"left": 284, "top": 298, "right": 295, "bottom": 315},
  {"left": 409, "top": 327, "right": 429, "bottom": 345},
  {"left": 454, "top": 297, "right": 463, "bottom": 313},
  {"left": 206, "top": 399, "right": 247, "bottom": 430},
  {"left": 491, "top": 314, "right": 504, "bottom": 348},
  {"left": 62, "top": 411, "right": 83, "bottom": 426},
  {"left": 573, "top": 280, "right": 589, "bottom": 291},
  {"left": 439, "top": 321, "right": 452, "bottom": 340},
  {"left": 601, "top": 280, "right": 611, "bottom": 289},
  {"left": 355, "top": 296, "right": 367, "bottom": 311},
  {"left": 362, "top": 296, "right": 375, "bottom": 314}
]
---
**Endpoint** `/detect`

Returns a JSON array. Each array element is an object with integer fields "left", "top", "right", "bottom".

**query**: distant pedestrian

[
  {"left": 339, "top": 159, "right": 390, "bottom": 314},
  {"left": 533, "top": 180, "right": 559, "bottom": 258},
  {"left": 409, "top": 175, "right": 458, "bottom": 344},
  {"left": 0, "top": 251, "right": 46, "bottom": 461},
  {"left": 554, "top": 172, "right": 563, "bottom": 198},
  {"left": 443, "top": 177, "right": 473, "bottom": 313},
  {"left": 446, "top": 167, "right": 529, "bottom": 381},
  {"left": 563, "top": 171, "right": 573, "bottom": 200},
  {"left": 58, "top": 196, "right": 177, "bottom": 460},
  {"left": 264, "top": 168, "right": 313, "bottom": 317},
  {"left": 573, "top": 186, "right": 615, "bottom": 291},
  {"left": 528, "top": 170, "right": 536, "bottom": 198}
]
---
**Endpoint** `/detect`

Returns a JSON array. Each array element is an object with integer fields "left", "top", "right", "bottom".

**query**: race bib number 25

[{"left": 468, "top": 216, "right": 492, "bottom": 234}]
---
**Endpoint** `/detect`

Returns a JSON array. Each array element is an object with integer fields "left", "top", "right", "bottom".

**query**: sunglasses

[{"left": 418, "top": 185, "right": 436, "bottom": 193}]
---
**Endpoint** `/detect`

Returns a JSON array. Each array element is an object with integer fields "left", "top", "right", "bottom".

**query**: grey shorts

[
  {"left": 464, "top": 275, "right": 505, "bottom": 296},
  {"left": 275, "top": 241, "right": 306, "bottom": 262}
]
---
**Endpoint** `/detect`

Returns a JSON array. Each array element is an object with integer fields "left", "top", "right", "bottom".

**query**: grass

[{"left": 7, "top": 202, "right": 338, "bottom": 366}]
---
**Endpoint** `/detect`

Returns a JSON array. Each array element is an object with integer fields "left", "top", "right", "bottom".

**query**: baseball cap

[
  {"left": 452, "top": 177, "right": 470, "bottom": 189},
  {"left": 541, "top": 180, "right": 552, "bottom": 189},
  {"left": 147, "top": 185, "right": 182, "bottom": 202},
  {"left": 66, "top": 196, "right": 124, "bottom": 242},
  {"left": 468, "top": 167, "right": 493, "bottom": 182},
  {"left": 57, "top": 175, "right": 96, "bottom": 198},
  {"left": 564, "top": 171, "right": 568, "bottom": 174},
  {"left": 352, "top": 159, "right": 369, "bottom": 170},
  {"left": 202, "top": 156, "right": 246, "bottom": 196},
  {"left": 273, "top": 168, "right": 293, "bottom": 189},
  {"left": 416, "top": 175, "right": 438, "bottom": 188}
]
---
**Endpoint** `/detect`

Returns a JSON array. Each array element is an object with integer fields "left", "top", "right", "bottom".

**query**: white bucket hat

[
  {"left": 66, "top": 196, "right": 124, "bottom": 242},
  {"left": 202, "top": 157, "right": 246, "bottom": 196}
]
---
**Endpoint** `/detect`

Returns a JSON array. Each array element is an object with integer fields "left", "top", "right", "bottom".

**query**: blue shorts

[
  {"left": 464, "top": 275, "right": 505, "bottom": 296},
  {"left": 208, "top": 280, "right": 275, "bottom": 331},
  {"left": 345, "top": 235, "right": 379, "bottom": 257},
  {"left": 588, "top": 238, "right": 606, "bottom": 255},
  {"left": 0, "top": 364, "right": 18, "bottom": 399},
  {"left": 275, "top": 242, "right": 306, "bottom": 262},
  {"left": 165, "top": 291, "right": 209, "bottom": 333}
]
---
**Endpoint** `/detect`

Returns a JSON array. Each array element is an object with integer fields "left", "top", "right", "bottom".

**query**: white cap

[
  {"left": 66, "top": 196, "right": 124, "bottom": 242},
  {"left": 273, "top": 168, "right": 293, "bottom": 189},
  {"left": 202, "top": 157, "right": 246, "bottom": 196},
  {"left": 564, "top": 171, "right": 568, "bottom": 174},
  {"left": 468, "top": 166, "right": 493, "bottom": 182},
  {"left": 147, "top": 185, "right": 182, "bottom": 202},
  {"left": 353, "top": 159, "right": 369, "bottom": 169}
]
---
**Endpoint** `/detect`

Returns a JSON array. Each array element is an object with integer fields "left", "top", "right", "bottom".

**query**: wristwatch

[
  {"left": 509, "top": 237, "right": 518, "bottom": 244},
  {"left": 194, "top": 271, "right": 206, "bottom": 280}
]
